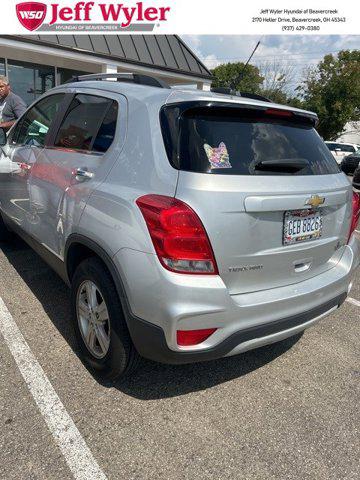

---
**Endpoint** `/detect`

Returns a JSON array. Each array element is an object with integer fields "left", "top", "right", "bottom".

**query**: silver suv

[{"left": 0, "top": 73, "right": 359, "bottom": 381}]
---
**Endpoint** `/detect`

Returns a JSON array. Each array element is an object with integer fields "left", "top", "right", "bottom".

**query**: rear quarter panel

[{"left": 76, "top": 93, "right": 178, "bottom": 257}]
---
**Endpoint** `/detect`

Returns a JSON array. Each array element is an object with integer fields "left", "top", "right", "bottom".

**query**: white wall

[{"left": 337, "top": 122, "right": 360, "bottom": 145}]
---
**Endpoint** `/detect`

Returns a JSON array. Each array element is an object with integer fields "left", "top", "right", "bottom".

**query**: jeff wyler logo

[
  {"left": 16, "top": 2, "right": 47, "bottom": 31},
  {"left": 16, "top": 1, "right": 172, "bottom": 31}
]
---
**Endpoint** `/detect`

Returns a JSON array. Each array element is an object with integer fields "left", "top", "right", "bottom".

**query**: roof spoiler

[
  {"left": 210, "top": 87, "right": 271, "bottom": 103},
  {"left": 209, "top": 88, "right": 317, "bottom": 125}
]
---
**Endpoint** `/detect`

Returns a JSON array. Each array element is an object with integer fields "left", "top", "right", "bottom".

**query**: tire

[
  {"left": 0, "top": 213, "right": 12, "bottom": 242},
  {"left": 71, "top": 257, "right": 141, "bottom": 381}
]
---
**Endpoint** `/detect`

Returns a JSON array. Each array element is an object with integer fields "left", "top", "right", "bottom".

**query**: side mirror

[
  {"left": 0, "top": 127, "right": 6, "bottom": 146},
  {"left": 353, "top": 168, "right": 360, "bottom": 191},
  {"left": 334, "top": 148, "right": 341, "bottom": 152}
]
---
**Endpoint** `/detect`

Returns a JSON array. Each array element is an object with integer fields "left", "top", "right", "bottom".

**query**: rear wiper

[{"left": 253, "top": 158, "right": 309, "bottom": 173}]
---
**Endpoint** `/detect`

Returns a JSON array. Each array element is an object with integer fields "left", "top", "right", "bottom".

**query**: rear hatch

[{"left": 161, "top": 101, "right": 352, "bottom": 295}]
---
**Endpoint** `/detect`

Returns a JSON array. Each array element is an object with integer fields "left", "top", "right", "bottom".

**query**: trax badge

[{"left": 305, "top": 195, "right": 325, "bottom": 208}]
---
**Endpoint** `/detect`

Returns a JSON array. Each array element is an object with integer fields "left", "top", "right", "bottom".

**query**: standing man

[{"left": 0, "top": 75, "right": 27, "bottom": 130}]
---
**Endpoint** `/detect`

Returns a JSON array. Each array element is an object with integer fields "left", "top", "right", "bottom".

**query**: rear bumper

[
  {"left": 114, "top": 234, "right": 359, "bottom": 364},
  {"left": 125, "top": 293, "right": 346, "bottom": 364}
]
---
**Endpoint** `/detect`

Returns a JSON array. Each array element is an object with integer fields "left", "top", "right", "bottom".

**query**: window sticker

[{"left": 203, "top": 142, "right": 232, "bottom": 169}]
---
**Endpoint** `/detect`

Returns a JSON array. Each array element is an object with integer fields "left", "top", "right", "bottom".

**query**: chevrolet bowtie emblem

[{"left": 305, "top": 195, "right": 325, "bottom": 208}]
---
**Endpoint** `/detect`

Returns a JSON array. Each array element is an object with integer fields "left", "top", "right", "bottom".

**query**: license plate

[{"left": 283, "top": 209, "right": 322, "bottom": 245}]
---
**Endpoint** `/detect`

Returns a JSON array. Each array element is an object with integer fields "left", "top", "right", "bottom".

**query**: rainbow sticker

[{"left": 203, "top": 142, "right": 232, "bottom": 169}]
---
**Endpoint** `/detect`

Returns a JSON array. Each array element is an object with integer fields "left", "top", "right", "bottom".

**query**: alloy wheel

[{"left": 76, "top": 280, "right": 111, "bottom": 359}]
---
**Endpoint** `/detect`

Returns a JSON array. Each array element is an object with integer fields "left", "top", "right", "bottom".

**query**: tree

[
  {"left": 211, "top": 60, "right": 298, "bottom": 105},
  {"left": 258, "top": 60, "right": 295, "bottom": 104},
  {"left": 211, "top": 62, "right": 264, "bottom": 94},
  {"left": 298, "top": 50, "right": 360, "bottom": 139}
]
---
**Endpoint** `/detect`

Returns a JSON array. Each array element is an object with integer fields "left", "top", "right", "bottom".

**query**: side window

[
  {"left": 92, "top": 101, "right": 118, "bottom": 153},
  {"left": 13, "top": 94, "right": 65, "bottom": 147},
  {"left": 54, "top": 94, "right": 118, "bottom": 153}
]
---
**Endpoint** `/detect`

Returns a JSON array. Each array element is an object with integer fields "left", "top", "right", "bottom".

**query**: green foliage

[
  {"left": 261, "top": 89, "right": 288, "bottom": 105},
  {"left": 298, "top": 50, "right": 360, "bottom": 139},
  {"left": 211, "top": 61, "right": 297, "bottom": 105},
  {"left": 211, "top": 62, "right": 264, "bottom": 93}
]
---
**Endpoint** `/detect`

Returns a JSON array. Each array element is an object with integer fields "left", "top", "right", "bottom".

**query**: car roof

[
  {"left": 325, "top": 141, "right": 358, "bottom": 147},
  {"left": 51, "top": 80, "right": 318, "bottom": 120}
]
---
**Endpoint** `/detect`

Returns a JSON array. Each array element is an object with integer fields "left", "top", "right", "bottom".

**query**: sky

[{"left": 182, "top": 35, "right": 360, "bottom": 92}]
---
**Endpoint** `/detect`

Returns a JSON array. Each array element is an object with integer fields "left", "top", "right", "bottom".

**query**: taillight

[
  {"left": 136, "top": 194, "right": 218, "bottom": 275},
  {"left": 177, "top": 328, "right": 217, "bottom": 346},
  {"left": 348, "top": 192, "right": 360, "bottom": 242}
]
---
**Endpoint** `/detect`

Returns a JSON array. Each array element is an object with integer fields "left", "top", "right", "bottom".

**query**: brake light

[
  {"left": 265, "top": 108, "right": 293, "bottom": 118},
  {"left": 348, "top": 192, "right": 360, "bottom": 242},
  {"left": 136, "top": 194, "right": 218, "bottom": 274},
  {"left": 177, "top": 328, "right": 217, "bottom": 346}
]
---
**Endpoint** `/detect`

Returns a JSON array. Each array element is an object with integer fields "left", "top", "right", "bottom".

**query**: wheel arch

[
  {"left": 65, "top": 235, "right": 128, "bottom": 304},
  {"left": 64, "top": 235, "right": 160, "bottom": 360}
]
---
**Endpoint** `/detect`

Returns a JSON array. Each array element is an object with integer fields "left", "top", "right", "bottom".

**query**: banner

[{"left": 1, "top": 0, "right": 358, "bottom": 35}]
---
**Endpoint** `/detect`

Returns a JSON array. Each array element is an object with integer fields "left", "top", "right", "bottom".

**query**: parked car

[
  {"left": 353, "top": 167, "right": 360, "bottom": 191},
  {"left": 0, "top": 73, "right": 359, "bottom": 381},
  {"left": 325, "top": 141, "right": 360, "bottom": 164},
  {"left": 340, "top": 150, "right": 360, "bottom": 175}
]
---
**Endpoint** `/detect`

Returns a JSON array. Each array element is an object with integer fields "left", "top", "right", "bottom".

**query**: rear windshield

[
  {"left": 161, "top": 105, "right": 339, "bottom": 176},
  {"left": 326, "top": 143, "right": 356, "bottom": 152}
]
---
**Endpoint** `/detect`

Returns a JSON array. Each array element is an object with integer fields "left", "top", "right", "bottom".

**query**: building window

[
  {"left": 57, "top": 67, "right": 89, "bottom": 85},
  {"left": 7, "top": 60, "right": 55, "bottom": 106},
  {"left": 0, "top": 59, "right": 5, "bottom": 76}
]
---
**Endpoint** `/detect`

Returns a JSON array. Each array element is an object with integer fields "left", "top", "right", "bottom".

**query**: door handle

[{"left": 73, "top": 168, "right": 94, "bottom": 182}]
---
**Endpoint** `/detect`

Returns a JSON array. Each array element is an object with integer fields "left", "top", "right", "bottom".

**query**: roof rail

[
  {"left": 210, "top": 87, "right": 271, "bottom": 103},
  {"left": 65, "top": 73, "right": 171, "bottom": 89}
]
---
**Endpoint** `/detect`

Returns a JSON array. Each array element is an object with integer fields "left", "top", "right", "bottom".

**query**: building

[
  {"left": 0, "top": 35, "right": 212, "bottom": 105},
  {"left": 336, "top": 121, "right": 360, "bottom": 145}
]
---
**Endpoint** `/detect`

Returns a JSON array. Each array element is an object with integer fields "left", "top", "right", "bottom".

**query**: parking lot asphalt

[{"left": 0, "top": 235, "right": 359, "bottom": 480}]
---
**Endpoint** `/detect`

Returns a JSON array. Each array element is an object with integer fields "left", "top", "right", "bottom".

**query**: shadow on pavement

[
  {"left": 0, "top": 236, "right": 78, "bottom": 352},
  {"left": 1, "top": 237, "right": 303, "bottom": 400},
  {"left": 116, "top": 334, "right": 302, "bottom": 400}
]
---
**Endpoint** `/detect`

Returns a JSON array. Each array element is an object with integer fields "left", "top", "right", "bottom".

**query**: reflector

[{"left": 177, "top": 329, "right": 217, "bottom": 346}]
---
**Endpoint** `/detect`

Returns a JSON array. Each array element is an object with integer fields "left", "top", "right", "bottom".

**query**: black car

[{"left": 340, "top": 151, "right": 360, "bottom": 175}]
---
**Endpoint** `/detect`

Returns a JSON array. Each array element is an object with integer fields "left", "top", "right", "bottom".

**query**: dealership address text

[{"left": 252, "top": 8, "right": 346, "bottom": 32}]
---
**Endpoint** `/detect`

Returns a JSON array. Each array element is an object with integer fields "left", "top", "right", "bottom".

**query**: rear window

[
  {"left": 326, "top": 143, "right": 356, "bottom": 153},
  {"left": 161, "top": 105, "right": 339, "bottom": 176},
  {"left": 339, "top": 145, "right": 356, "bottom": 152},
  {"left": 326, "top": 142, "right": 338, "bottom": 151}
]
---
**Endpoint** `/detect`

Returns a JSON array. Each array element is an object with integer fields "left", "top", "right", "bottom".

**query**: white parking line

[
  {"left": 0, "top": 297, "right": 107, "bottom": 480},
  {"left": 346, "top": 297, "right": 360, "bottom": 308}
]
